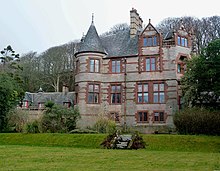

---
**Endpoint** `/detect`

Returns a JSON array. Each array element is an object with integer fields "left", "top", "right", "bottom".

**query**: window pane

[
  {"left": 146, "top": 58, "right": 150, "bottom": 71},
  {"left": 88, "top": 93, "right": 93, "bottom": 103},
  {"left": 90, "top": 60, "right": 94, "bottom": 72},
  {"left": 116, "top": 94, "right": 121, "bottom": 103},
  {"left": 116, "top": 61, "right": 120, "bottom": 73},
  {"left": 160, "top": 92, "right": 165, "bottom": 103},
  {"left": 177, "top": 64, "right": 181, "bottom": 73},
  {"left": 144, "top": 112, "right": 147, "bottom": 121},
  {"left": 116, "top": 85, "right": 121, "bottom": 92},
  {"left": 89, "top": 85, "right": 94, "bottom": 92},
  {"left": 151, "top": 58, "right": 156, "bottom": 71},
  {"left": 154, "top": 112, "right": 159, "bottom": 121},
  {"left": 159, "top": 84, "right": 164, "bottom": 91},
  {"left": 153, "top": 84, "right": 158, "bottom": 91},
  {"left": 138, "top": 93, "right": 142, "bottom": 103},
  {"left": 151, "top": 63, "right": 156, "bottom": 71},
  {"left": 185, "top": 38, "right": 188, "bottom": 47},
  {"left": 154, "top": 93, "right": 158, "bottom": 103},
  {"left": 95, "top": 60, "right": 99, "bottom": 72},
  {"left": 178, "top": 36, "right": 181, "bottom": 45},
  {"left": 144, "top": 84, "right": 148, "bottom": 92},
  {"left": 138, "top": 84, "right": 142, "bottom": 92},
  {"left": 94, "top": 85, "right": 99, "bottom": 92},
  {"left": 112, "top": 61, "right": 116, "bottom": 72},
  {"left": 111, "top": 94, "right": 115, "bottom": 103},
  {"left": 153, "top": 36, "right": 157, "bottom": 46},
  {"left": 94, "top": 93, "right": 98, "bottom": 103},
  {"left": 143, "top": 38, "right": 147, "bottom": 46},
  {"left": 138, "top": 112, "right": 143, "bottom": 121},
  {"left": 111, "top": 86, "right": 116, "bottom": 92},
  {"left": 160, "top": 112, "right": 164, "bottom": 121},
  {"left": 181, "top": 38, "right": 185, "bottom": 46},
  {"left": 143, "top": 93, "right": 148, "bottom": 103},
  {"left": 147, "top": 37, "right": 152, "bottom": 46}
]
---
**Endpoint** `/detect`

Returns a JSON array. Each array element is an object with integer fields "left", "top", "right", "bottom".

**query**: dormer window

[
  {"left": 143, "top": 36, "right": 157, "bottom": 47},
  {"left": 177, "top": 36, "right": 188, "bottom": 47}
]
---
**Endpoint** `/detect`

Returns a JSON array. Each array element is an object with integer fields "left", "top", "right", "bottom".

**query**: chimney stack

[{"left": 130, "top": 8, "right": 143, "bottom": 38}]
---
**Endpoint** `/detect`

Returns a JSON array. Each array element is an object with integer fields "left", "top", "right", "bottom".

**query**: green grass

[{"left": 0, "top": 133, "right": 219, "bottom": 170}]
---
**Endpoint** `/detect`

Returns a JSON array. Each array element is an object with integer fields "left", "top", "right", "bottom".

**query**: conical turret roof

[{"left": 76, "top": 21, "right": 106, "bottom": 55}]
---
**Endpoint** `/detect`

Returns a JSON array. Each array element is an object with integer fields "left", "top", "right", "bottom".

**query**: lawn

[{"left": 0, "top": 134, "right": 219, "bottom": 171}]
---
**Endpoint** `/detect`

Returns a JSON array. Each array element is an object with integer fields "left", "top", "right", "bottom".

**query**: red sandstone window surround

[
  {"left": 87, "top": 83, "right": 100, "bottom": 104},
  {"left": 137, "top": 83, "right": 149, "bottom": 103},
  {"left": 153, "top": 83, "right": 165, "bottom": 103},
  {"left": 89, "top": 59, "right": 100, "bottom": 73},
  {"left": 136, "top": 82, "right": 166, "bottom": 104},
  {"left": 177, "top": 56, "right": 187, "bottom": 74},
  {"left": 137, "top": 111, "right": 148, "bottom": 123},
  {"left": 153, "top": 111, "right": 165, "bottom": 123},
  {"left": 145, "top": 57, "right": 156, "bottom": 71},
  {"left": 111, "top": 60, "right": 121, "bottom": 73},
  {"left": 110, "top": 84, "right": 121, "bottom": 104},
  {"left": 177, "top": 36, "right": 188, "bottom": 47}
]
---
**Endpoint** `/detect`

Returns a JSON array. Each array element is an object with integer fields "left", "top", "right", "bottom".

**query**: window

[
  {"left": 38, "top": 102, "right": 45, "bottom": 109},
  {"left": 146, "top": 57, "right": 156, "bottom": 71},
  {"left": 110, "top": 112, "right": 120, "bottom": 122},
  {"left": 153, "top": 83, "right": 165, "bottom": 103},
  {"left": 137, "top": 111, "right": 148, "bottom": 123},
  {"left": 154, "top": 112, "right": 165, "bottom": 122},
  {"left": 63, "top": 102, "right": 71, "bottom": 108},
  {"left": 177, "top": 64, "right": 181, "bottom": 73},
  {"left": 89, "top": 59, "right": 99, "bottom": 73},
  {"left": 177, "top": 36, "right": 188, "bottom": 47},
  {"left": 137, "top": 83, "right": 148, "bottom": 103},
  {"left": 111, "top": 85, "right": 121, "bottom": 104},
  {"left": 88, "top": 84, "right": 99, "bottom": 103},
  {"left": 177, "top": 56, "right": 187, "bottom": 74},
  {"left": 112, "top": 60, "right": 121, "bottom": 73},
  {"left": 143, "top": 36, "right": 157, "bottom": 47}
]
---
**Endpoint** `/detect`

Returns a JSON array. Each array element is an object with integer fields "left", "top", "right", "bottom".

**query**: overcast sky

[{"left": 0, "top": 0, "right": 219, "bottom": 55}]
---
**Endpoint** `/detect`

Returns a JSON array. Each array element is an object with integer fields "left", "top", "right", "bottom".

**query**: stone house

[{"left": 74, "top": 8, "right": 192, "bottom": 133}]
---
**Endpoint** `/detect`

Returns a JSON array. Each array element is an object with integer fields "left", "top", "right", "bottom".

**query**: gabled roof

[
  {"left": 76, "top": 22, "right": 106, "bottom": 55},
  {"left": 141, "top": 20, "right": 159, "bottom": 36}
]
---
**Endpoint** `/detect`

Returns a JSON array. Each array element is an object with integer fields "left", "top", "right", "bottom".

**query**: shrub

[
  {"left": 69, "top": 128, "right": 98, "bottom": 134},
  {"left": 41, "top": 105, "right": 80, "bottom": 133},
  {"left": 24, "top": 120, "right": 40, "bottom": 133},
  {"left": 94, "top": 117, "right": 116, "bottom": 134},
  {"left": 5, "top": 109, "right": 29, "bottom": 132},
  {"left": 174, "top": 107, "right": 220, "bottom": 135}
]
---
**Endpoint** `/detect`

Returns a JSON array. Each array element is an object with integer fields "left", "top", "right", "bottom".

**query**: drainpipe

[{"left": 124, "top": 57, "right": 127, "bottom": 131}]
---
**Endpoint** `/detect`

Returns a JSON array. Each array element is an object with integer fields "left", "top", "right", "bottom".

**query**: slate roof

[
  {"left": 23, "top": 92, "right": 75, "bottom": 108},
  {"left": 76, "top": 22, "right": 106, "bottom": 55},
  {"left": 100, "top": 30, "right": 138, "bottom": 57}
]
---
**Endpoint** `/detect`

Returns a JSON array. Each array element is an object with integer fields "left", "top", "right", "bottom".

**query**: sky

[{"left": 0, "top": 0, "right": 220, "bottom": 55}]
